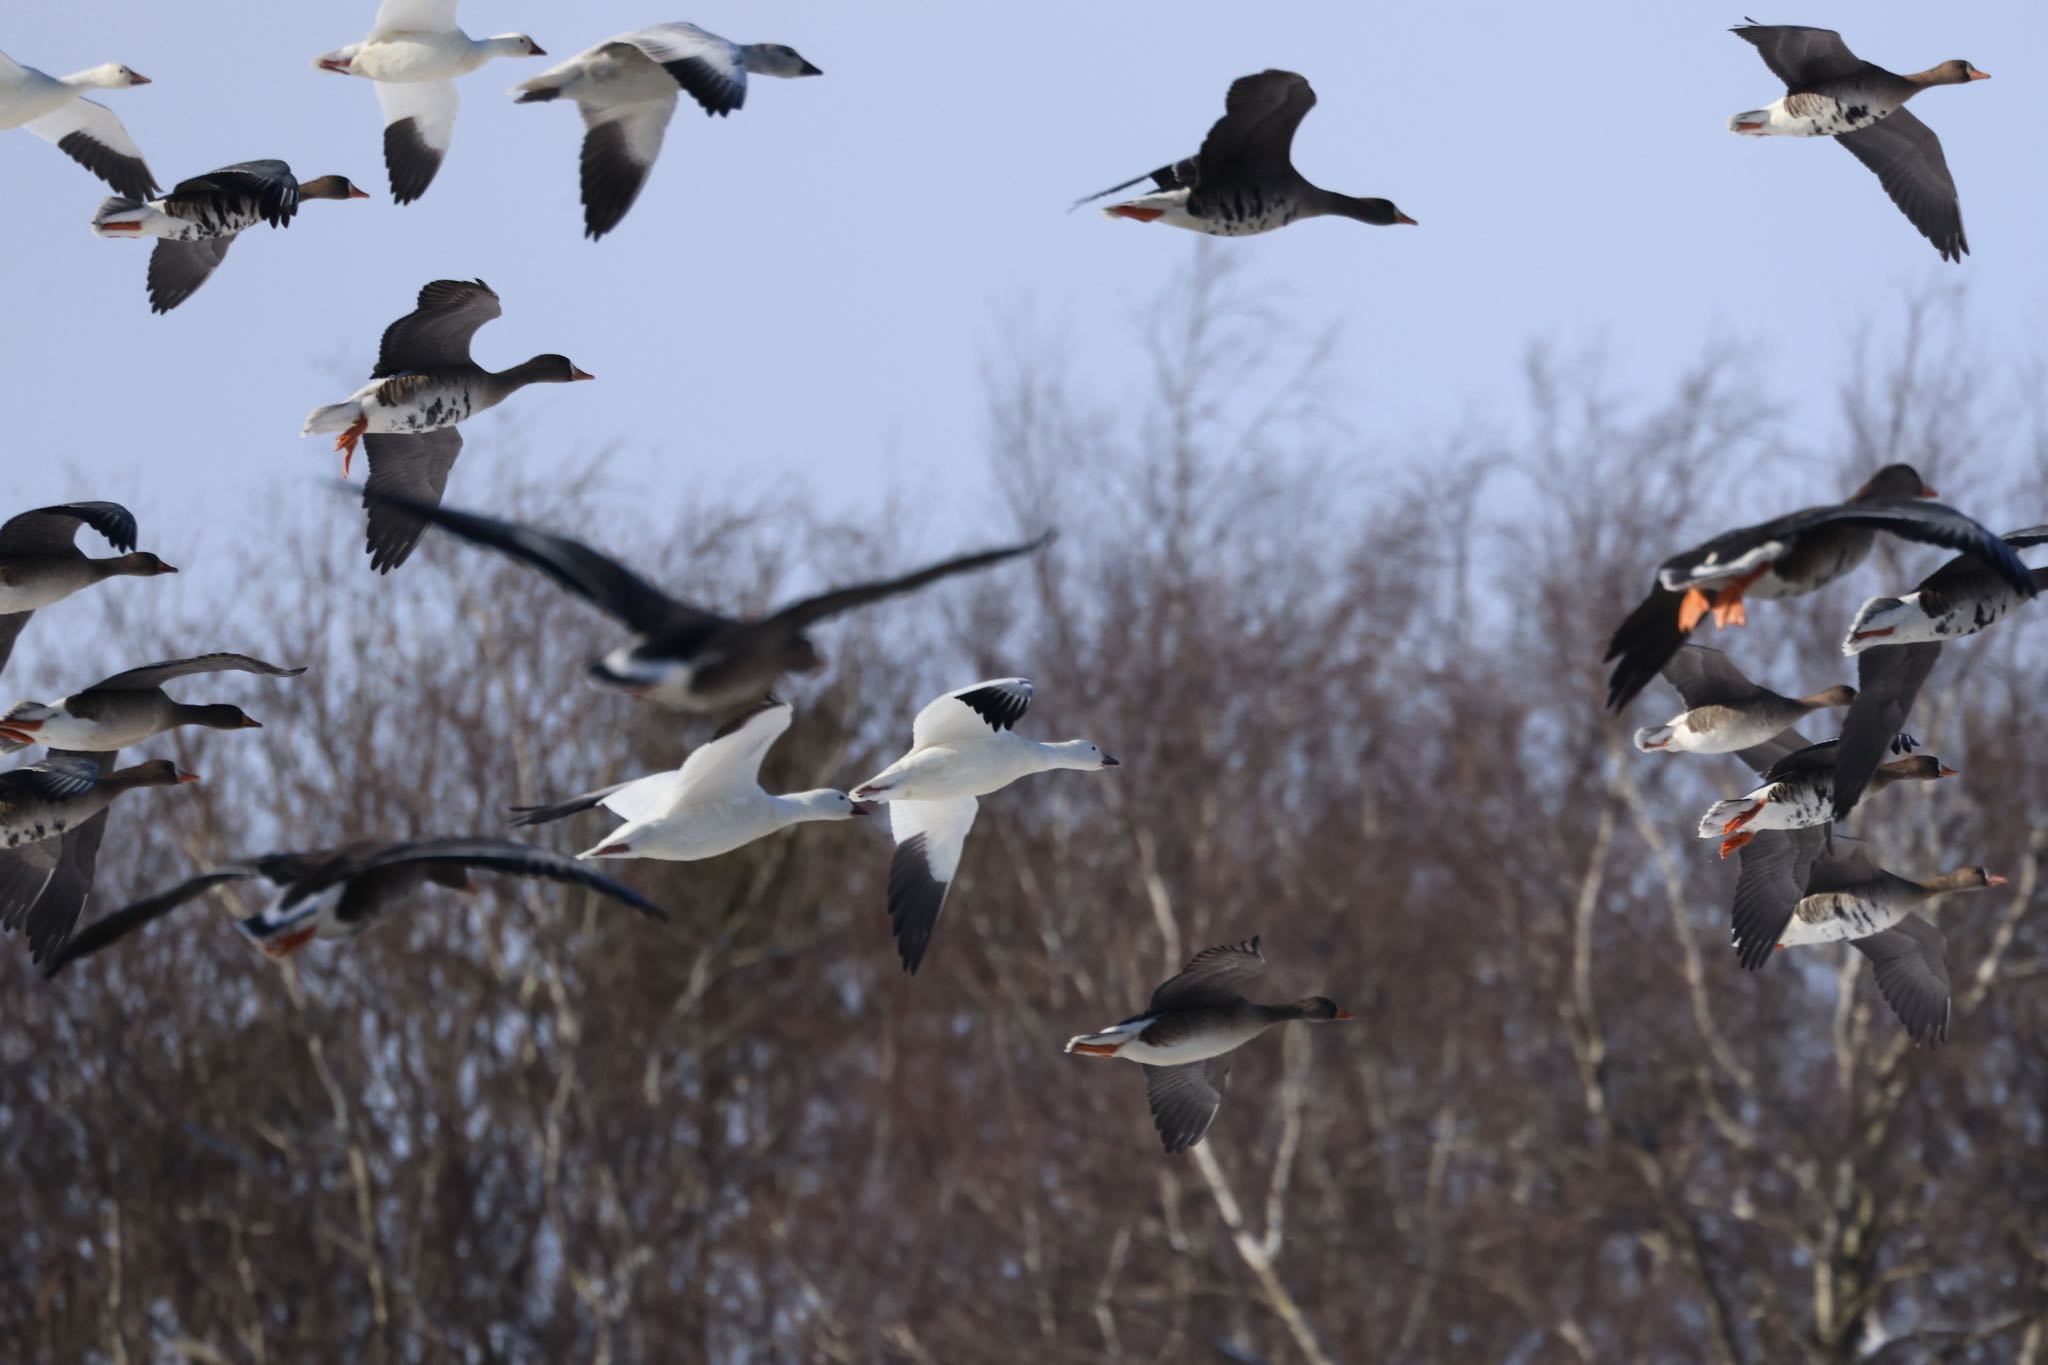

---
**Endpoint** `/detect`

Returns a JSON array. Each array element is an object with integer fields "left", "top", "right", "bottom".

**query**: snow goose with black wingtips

[
  {"left": 512, "top": 22, "right": 821, "bottom": 240},
  {"left": 509, "top": 697, "right": 859, "bottom": 860},
  {"left": 314, "top": 0, "right": 545, "bottom": 204},
  {"left": 0, "top": 502, "right": 177, "bottom": 680},
  {"left": 1075, "top": 70, "right": 1414, "bottom": 236},
  {"left": 1065, "top": 936, "right": 1352, "bottom": 1153},
  {"left": 42, "top": 837, "right": 666, "bottom": 973},
  {"left": 0, "top": 48, "right": 155, "bottom": 200},
  {"left": 1604, "top": 465, "right": 2032, "bottom": 711},
  {"left": 359, "top": 487, "right": 1051, "bottom": 710},
  {"left": 92, "top": 161, "right": 371, "bottom": 313},
  {"left": 1827, "top": 527, "right": 2048, "bottom": 822},
  {"left": 853, "top": 679, "right": 1118, "bottom": 974},
  {"left": 1728, "top": 23, "right": 1986, "bottom": 261},
  {"left": 1, "top": 653, "right": 304, "bottom": 755},
  {"left": 1634, "top": 644, "right": 1853, "bottom": 756},
  {"left": 302, "top": 280, "right": 593, "bottom": 571}
]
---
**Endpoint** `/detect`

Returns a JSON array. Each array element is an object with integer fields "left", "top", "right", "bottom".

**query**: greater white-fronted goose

[
  {"left": 1, "top": 653, "right": 304, "bottom": 755},
  {"left": 1731, "top": 834, "right": 2000, "bottom": 1042},
  {"left": 1701, "top": 735, "right": 1952, "bottom": 858},
  {"left": 1729, "top": 23, "right": 1986, "bottom": 261},
  {"left": 359, "top": 487, "right": 1051, "bottom": 710},
  {"left": 852, "top": 679, "right": 1117, "bottom": 974},
  {"left": 302, "top": 280, "right": 593, "bottom": 571},
  {"left": 92, "top": 161, "right": 371, "bottom": 313},
  {"left": 1604, "top": 464, "right": 2032, "bottom": 710},
  {"left": 512, "top": 23, "right": 822, "bottom": 240},
  {"left": 1634, "top": 645, "right": 1853, "bottom": 755},
  {"left": 1828, "top": 527, "right": 2048, "bottom": 822},
  {"left": 0, "top": 49, "right": 155, "bottom": 199},
  {"left": 43, "top": 836, "right": 666, "bottom": 974},
  {"left": 313, "top": 0, "right": 546, "bottom": 204},
  {"left": 511, "top": 696, "right": 860, "bottom": 859},
  {"left": 0, "top": 750, "right": 196, "bottom": 965},
  {"left": 1065, "top": 936, "right": 1352, "bottom": 1153},
  {"left": 0, "top": 502, "right": 177, "bottom": 680},
  {"left": 1076, "top": 70, "right": 1414, "bottom": 236}
]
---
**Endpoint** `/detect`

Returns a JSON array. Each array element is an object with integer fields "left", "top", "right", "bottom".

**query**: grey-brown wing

[
  {"left": 1660, "top": 644, "right": 1765, "bottom": 710},
  {"left": 362, "top": 429, "right": 464, "bottom": 573},
  {"left": 351, "top": 839, "right": 668, "bottom": 921},
  {"left": 762, "top": 533, "right": 1051, "bottom": 631},
  {"left": 0, "top": 502, "right": 137, "bottom": 555},
  {"left": 1738, "top": 726, "right": 1815, "bottom": 780},
  {"left": 1832, "top": 642, "right": 1941, "bottom": 822},
  {"left": 1851, "top": 914, "right": 1950, "bottom": 1044},
  {"left": 0, "top": 612, "right": 31, "bottom": 680},
  {"left": 20, "top": 809, "right": 111, "bottom": 967},
  {"left": 1143, "top": 1055, "right": 1232, "bottom": 1153},
  {"left": 1150, "top": 936, "right": 1266, "bottom": 1011},
  {"left": 41, "top": 865, "right": 265, "bottom": 976},
  {"left": 88, "top": 653, "right": 306, "bottom": 691},
  {"left": 1836, "top": 111, "right": 1966, "bottom": 263},
  {"left": 0, "top": 841, "right": 60, "bottom": 939},
  {"left": 1195, "top": 70, "right": 1316, "bottom": 183},
  {"left": 1731, "top": 23, "right": 1864, "bottom": 87},
  {"left": 146, "top": 236, "right": 235, "bottom": 313},
  {"left": 1731, "top": 827, "right": 1825, "bottom": 970},
  {"left": 373, "top": 278, "right": 501, "bottom": 375}
]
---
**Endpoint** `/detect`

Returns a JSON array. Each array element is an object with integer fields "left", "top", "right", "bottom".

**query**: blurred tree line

[{"left": 0, "top": 261, "right": 2042, "bottom": 1363}]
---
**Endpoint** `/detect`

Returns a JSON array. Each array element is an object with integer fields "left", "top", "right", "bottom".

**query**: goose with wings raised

[
  {"left": 1077, "top": 70, "right": 1414, "bottom": 236},
  {"left": 314, "top": 0, "right": 546, "bottom": 205},
  {"left": 513, "top": 22, "right": 821, "bottom": 240},
  {"left": 359, "top": 488, "right": 1050, "bottom": 712},
  {"left": 1065, "top": 937, "right": 1352, "bottom": 1153},
  {"left": 0, "top": 47, "right": 155, "bottom": 201},
  {"left": 852, "top": 679, "right": 1117, "bottom": 974},
  {"left": 0, "top": 502, "right": 177, "bottom": 681},
  {"left": 91, "top": 161, "right": 370, "bottom": 313},
  {"left": 43, "top": 837, "right": 666, "bottom": 973},
  {"left": 510, "top": 697, "right": 859, "bottom": 861}
]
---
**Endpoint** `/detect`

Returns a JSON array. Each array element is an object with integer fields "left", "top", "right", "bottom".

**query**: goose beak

[
  {"left": 129, "top": 73, "right": 152, "bottom": 86},
  {"left": 1938, "top": 765, "right": 1960, "bottom": 778},
  {"left": 240, "top": 717, "right": 264, "bottom": 729},
  {"left": 349, "top": 187, "right": 372, "bottom": 199},
  {"left": 1394, "top": 211, "right": 1418, "bottom": 226},
  {"left": 158, "top": 562, "right": 180, "bottom": 574},
  {"left": 529, "top": 45, "right": 548, "bottom": 57},
  {"left": 175, "top": 769, "right": 201, "bottom": 784},
  {"left": 799, "top": 60, "right": 823, "bottom": 76},
  {"left": 1988, "top": 874, "right": 2009, "bottom": 886},
  {"left": 1333, "top": 1008, "right": 1355, "bottom": 1020},
  {"left": 849, "top": 802, "right": 873, "bottom": 817},
  {"left": 570, "top": 367, "right": 596, "bottom": 381},
  {"left": 1100, "top": 754, "right": 1120, "bottom": 768},
  {"left": 1969, "top": 68, "right": 1990, "bottom": 80},
  {"left": 1920, "top": 484, "right": 1939, "bottom": 498}
]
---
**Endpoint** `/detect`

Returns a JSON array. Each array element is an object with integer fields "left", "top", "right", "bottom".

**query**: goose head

[
  {"left": 1914, "top": 60, "right": 1990, "bottom": 86},
  {"left": 743, "top": 44, "right": 823, "bottom": 79},
  {"left": 484, "top": 34, "right": 548, "bottom": 59},
  {"left": 1921, "top": 866, "right": 2007, "bottom": 894},
  {"left": 110, "top": 759, "right": 199, "bottom": 790},
  {"left": 187, "top": 704, "right": 264, "bottom": 732},
  {"left": 301, "top": 175, "right": 373, "bottom": 201},
  {"left": 75, "top": 63, "right": 151, "bottom": 89},
  {"left": 505, "top": 354, "right": 595, "bottom": 386},
  {"left": 101, "top": 551, "right": 178, "bottom": 579},
  {"left": 1045, "top": 739, "right": 1119, "bottom": 772},
  {"left": 1285, "top": 996, "right": 1355, "bottom": 1022},
  {"left": 788, "top": 789, "right": 863, "bottom": 822},
  {"left": 1854, "top": 464, "right": 1938, "bottom": 501}
]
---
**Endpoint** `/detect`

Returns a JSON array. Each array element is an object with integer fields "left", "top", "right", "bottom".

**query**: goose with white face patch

[
  {"left": 41, "top": 837, "right": 666, "bottom": 973},
  {"left": 1065, "top": 937, "right": 1352, "bottom": 1153},
  {"left": 91, "top": 161, "right": 371, "bottom": 313},
  {"left": 0, "top": 48, "right": 155, "bottom": 200},
  {"left": 0, "top": 503, "right": 178, "bottom": 682},
  {"left": 853, "top": 679, "right": 1118, "bottom": 973},
  {"left": 510, "top": 697, "right": 860, "bottom": 861},
  {"left": 303, "top": 280, "right": 593, "bottom": 571},
  {"left": 1633, "top": 645, "right": 1853, "bottom": 756},
  {"left": 314, "top": 0, "right": 546, "bottom": 204},
  {"left": 512, "top": 22, "right": 821, "bottom": 240},
  {"left": 1727, "top": 23, "right": 1987, "bottom": 261},
  {"left": 1075, "top": 70, "right": 1413, "bottom": 237}
]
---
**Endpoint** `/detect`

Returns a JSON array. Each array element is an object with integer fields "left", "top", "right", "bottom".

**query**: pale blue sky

[{"left": 3, "top": 3, "right": 2041, "bottom": 581}]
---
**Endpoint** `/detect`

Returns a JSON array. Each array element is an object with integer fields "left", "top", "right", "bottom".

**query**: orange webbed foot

[
  {"left": 1719, "top": 832, "right": 1756, "bottom": 858},
  {"left": 1677, "top": 588, "right": 1715, "bottom": 633}
]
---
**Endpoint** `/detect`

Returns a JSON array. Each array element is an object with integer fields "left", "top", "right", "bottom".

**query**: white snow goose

[
  {"left": 852, "top": 679, "right": 1118, "bottom": 973},
  {"left": 41, "top": 837, "right": 666, "bottom": 973},
  {"left": 1065, "top": 937, "right": 1352, "bottom": 1153},
  {"left": 1074, "top": 70, "right": 1414, "bottom": 236},
  {"left": 0, "top": 48, "right": 155, "bottom": 199},
  {"left": 1728, "top": 23, "right": 1987, "bottom": 261},
  {"left": 356, "top": 487, "right": 1050, "bottom": 711},
  {"left": 314, "top": 0, "right": 546, "bottom": 204},
  {"left": 511, "top": 23, "right": 822, "bottom": 239},
  {"left": 1, "top": 653, "right": 304, "bottom": 755},
  {"left": 0, "top": 502, "right": 177, "bottom": 680},
  {"left": 511, "top": 696, "right": 859, "bottom": 859},
  {"left": 91, "top": 161, "right": 371, "bottom": 312},
  {"left": 300, "top": 279, "right": 593, "bottom": 571}
]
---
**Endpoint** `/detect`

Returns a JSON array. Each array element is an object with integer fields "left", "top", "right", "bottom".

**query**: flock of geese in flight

[{"left": 0, "top": 6, "right": 2017, "bottom": 1151}]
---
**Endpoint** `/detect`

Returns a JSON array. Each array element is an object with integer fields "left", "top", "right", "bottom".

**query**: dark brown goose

[
  {"left": 1729, "top": 22, "right": 1987, "bottom": 261},
  {"left": 1075, "top": 70, "right": 1415, "bottom": 236},
  {"left": 42, "top": 837, "right": 667, "bottom": 975},
  {"left": 1604, "top": 464, "right": 2031, "bottom": 710},
  {"left": 1065, "top": 936, "right": 1351, "bottom": 1153},
  {"left": 0, "top": 502, "right": 176, "bottom": 680}
]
